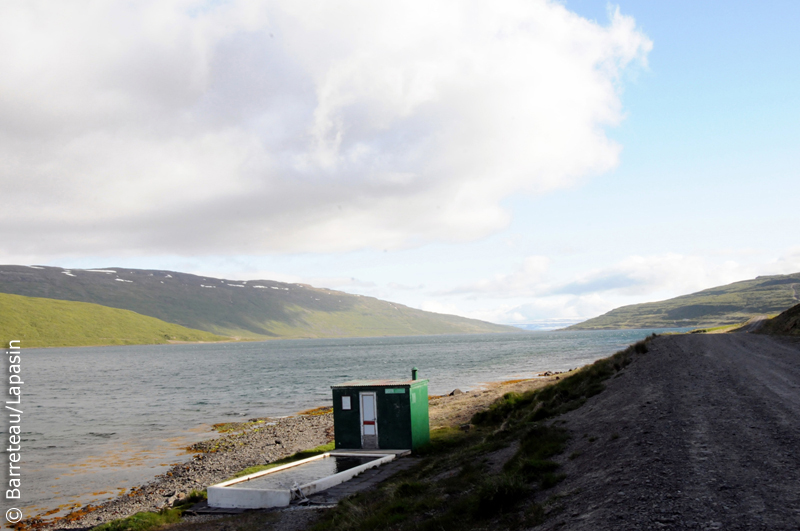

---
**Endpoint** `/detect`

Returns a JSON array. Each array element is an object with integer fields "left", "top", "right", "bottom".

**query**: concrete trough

[{"left": 207, "top": 451, "right": 398, "bottom": 509}]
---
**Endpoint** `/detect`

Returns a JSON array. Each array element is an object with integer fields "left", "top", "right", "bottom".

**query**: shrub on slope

[{"left": 757, "top": 303, "right": 800, "bottom": 336}]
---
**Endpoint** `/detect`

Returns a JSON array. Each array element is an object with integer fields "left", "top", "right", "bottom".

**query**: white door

[{"left": 360, "top": 392, "right": 378, "bottom": 449}]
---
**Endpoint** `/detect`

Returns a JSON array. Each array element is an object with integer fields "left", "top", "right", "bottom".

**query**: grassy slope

[
  {"left": 0, "top": 265, "right": 516, "bottom": 339},
  {"left": 0, "top": 293, "right": 229, "bottom": 348},
  {"left": 310, "top": 339, "right": 652, "bottom": 531},
  {"left": 756, "top": 303, "right": 800, "bottom": 336},
  {"left": 568, "top": 273, "right": 800, "bottom": 330}
]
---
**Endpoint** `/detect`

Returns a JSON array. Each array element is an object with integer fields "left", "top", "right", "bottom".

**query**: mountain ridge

[
  {"left": 0, "top": 292, "right": 229, "bottom": 348},
  {"left": 0, "top": 265, "right": 516, "bottom": 339},
  {"left": 567, "top": 272, "right": 800, "bottom": 330}
]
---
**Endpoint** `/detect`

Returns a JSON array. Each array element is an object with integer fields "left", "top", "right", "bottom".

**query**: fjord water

[{"left": 21, "top": 329, "right": 684, "bottom": 519}]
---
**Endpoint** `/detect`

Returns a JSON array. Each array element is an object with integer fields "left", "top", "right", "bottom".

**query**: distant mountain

[
  {"left": 567, "top": 273, "right": 800, "bottom": 330},
  {"left": 757, "top": 303, "right": 800, "bottom": 336},
  {"left": 1, "top": 292, "right": 228, "bottom": 348},
  {"left": 511, "top": 319, "right": 585, "bottom": 331},
  {"left": 0, "top": 265, "right": 516, "bottom": 340}
]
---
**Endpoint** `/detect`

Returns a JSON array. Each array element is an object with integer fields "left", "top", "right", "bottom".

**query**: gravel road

[{"left": 539, "top": 333, "right": 800, "bottom": 531}]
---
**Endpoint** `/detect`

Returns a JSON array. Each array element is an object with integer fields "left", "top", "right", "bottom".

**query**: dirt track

[{"left": 540, "top": 333, "right": 800, "bottom": 530}]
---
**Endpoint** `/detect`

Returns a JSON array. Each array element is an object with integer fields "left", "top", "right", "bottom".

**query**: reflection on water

[{"left": 235, "top": 455, "right": 380, "bottom": 490}]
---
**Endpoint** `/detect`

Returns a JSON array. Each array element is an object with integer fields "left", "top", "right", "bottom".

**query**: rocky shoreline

[
  {"left": 36, "top": 414, "right": 333, "bottom": 531},
  {"left": 32, "top": 374, "right": 565, "bottom": 531}
]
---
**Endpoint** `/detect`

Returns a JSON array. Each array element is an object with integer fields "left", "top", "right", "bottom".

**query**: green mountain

[
  {"left": 0, "top": 265, "right": 516, "bottom": 340},
  {"left": 757, "top": 303, "right": 800, "bottom": 336},
  {"left": 567, "top": 272, "right": 800, "bottom": 330},
  {"left": 0, "top": 292, "right": 228, "bottom": 348}
]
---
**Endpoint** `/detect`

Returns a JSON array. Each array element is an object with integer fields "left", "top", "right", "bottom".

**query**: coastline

[
  {"left": 19, "top": 337, "right": 248, "bottom": 350},
  {"left": 22, "top": 329, "right": 527, "bottom": 350},
  {"left": 30, "top": 372, "right": 570, "bottom": 531}
]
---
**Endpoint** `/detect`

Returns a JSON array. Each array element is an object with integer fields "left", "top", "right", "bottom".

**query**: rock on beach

[
  {"left": 42, "top": 375, "right": 565, "bottom": 530},
  {"left": 46, "top": 414, "right": 333, "bottom": 530}
]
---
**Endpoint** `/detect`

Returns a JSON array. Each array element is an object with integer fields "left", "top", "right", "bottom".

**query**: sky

[{"left": 1, "top": 0, "right": 798, "bottom": 327}]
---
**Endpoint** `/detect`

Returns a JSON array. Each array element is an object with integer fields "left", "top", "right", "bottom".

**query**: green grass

[
  {"left": 690, "top": 322, "right": 748, "bottom": 334},
  {"left": 0, "top": 293, "right": 230, "bottom": 348},
  {"left": 312, "top": 421, "right": 565, "bottom": 530},
  {"left": 471, "top": 338, "right": 645, "bottom": 427},
  {"left": 227, "top": 442, "right": 336, "bottom": 479},
  {"left": 0, "top": 265, "right": 517, "bottom": 342},
  {"left": 90, "top": 491, "right": 206, "bottom": 531},
  {"left": 90, "top": 509, "right": 183, "bottom": 531},
  {"left": 569, "top": 274, "right": 800, "bottom": 330},
  {"left": 757, "top": 303, "right": 800, "bottom": 336},
  {"left": 311, "top": 336, "right": 656, "bottom": 531}
]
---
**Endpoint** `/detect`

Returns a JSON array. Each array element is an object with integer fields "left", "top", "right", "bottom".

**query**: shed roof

[{"left": 331, "top": 379, "right": 428, "bottom": 388}]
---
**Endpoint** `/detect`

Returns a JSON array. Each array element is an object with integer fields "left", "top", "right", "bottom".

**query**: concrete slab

[
  {"left": 195, "top": 456, "right": 421, "bottom": 514},
  {"left": 330, "top": 449, "right": 411, "bottom": 457},
  {"left": 303, "top": 457, "right": 421, "bottom": 505},
  {"left": 208, "top": 452, "right": 396, "bottom": 509}
]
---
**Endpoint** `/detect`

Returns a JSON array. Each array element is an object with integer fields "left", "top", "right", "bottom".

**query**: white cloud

[
  {"left": 446, "top": 255, "right": 551, "bottom": 297},
  {"left": 500, "top": 295, "right": 593, "bottom": 321},
  {"left": 0, "top": 0, "right": 651, "bottom": 258},
  {"left": 388, "top": 282, "right": 425, "bottom": 291},
  {"left": 438, "top": 250, "right": 800, "bottom": 324},
  {"left": 304, "top": 277, "right": 378, "bottom": 291},
  {"left": 768, "top": 247, "right": 800, "bottom": 275},
  {"left": 454, "top": 252, "right": 762, "bottom": 302},
  {"left": 549, "top": 254, "right": 755, "bottom": 298}
]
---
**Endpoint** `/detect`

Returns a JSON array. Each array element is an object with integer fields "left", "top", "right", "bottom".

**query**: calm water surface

[{"left": 18, "top": 329, "right": 686, "bottom": 519}]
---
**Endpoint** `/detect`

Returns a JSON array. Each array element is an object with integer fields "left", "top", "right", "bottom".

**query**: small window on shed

[{"left": 342, "top": 396, "right": 352, "bottom": 410}]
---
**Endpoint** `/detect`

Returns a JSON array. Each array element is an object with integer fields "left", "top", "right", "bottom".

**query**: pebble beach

[{"left": 32, "top": 374, "right": 565, "bottom": 531}]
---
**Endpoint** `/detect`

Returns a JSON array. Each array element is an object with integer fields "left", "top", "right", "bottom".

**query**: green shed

[{"left": 331, "top": 368, "right": 430, "bottom": 450}]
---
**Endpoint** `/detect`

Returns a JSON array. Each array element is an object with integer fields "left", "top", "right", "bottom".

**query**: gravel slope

[{"left": 539, "top": 333, "right": 800, "bottom": 531}]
